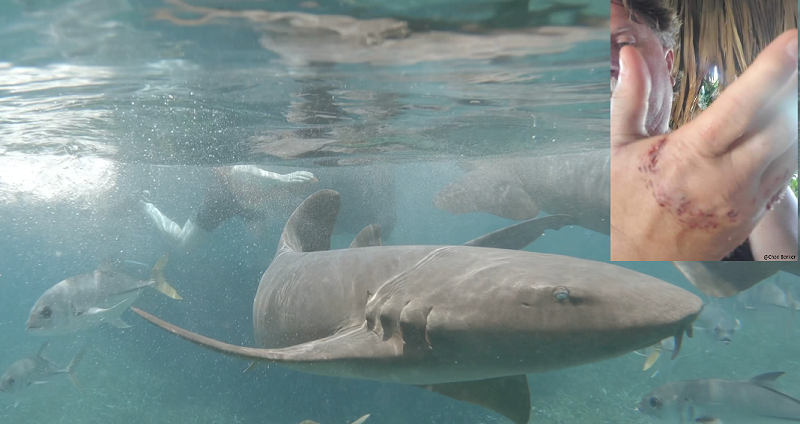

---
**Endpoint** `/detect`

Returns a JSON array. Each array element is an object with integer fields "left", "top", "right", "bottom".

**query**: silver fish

[
  {"left": 0, "top": 342, "right": 84, "bottom": 395},
  {"left": 639, "top": 372, "right": 800, "bottom": 424},
  {"left": 26, "top": 254, "right": 182, "bottom": 336},
  {"left": 737, "top": 281, "right": 799, "bottom": 311},
  {"left": 694, "top": 303, "right": 741, "bottom": 344}
]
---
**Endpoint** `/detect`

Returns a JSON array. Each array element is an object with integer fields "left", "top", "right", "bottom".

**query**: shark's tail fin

[
  {"left": 65, "top": 347, "right": 86, "bottom": 391},
  {"left": 150, "top": 253, "right": 182, "bottom": 300}
]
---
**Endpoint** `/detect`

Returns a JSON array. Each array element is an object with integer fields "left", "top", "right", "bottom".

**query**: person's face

[{"left": 611, "top": 1, "right": 675, "bottom": 136}]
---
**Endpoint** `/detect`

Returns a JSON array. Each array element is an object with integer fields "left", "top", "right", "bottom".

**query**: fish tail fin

[
  {"left": 642, "top": 347, "right": 661, "bottom": 371},
  {"left": 66, "top": 347, "right": 86, "bottom": 391},
  {"left": 350, "top": 414, "right": 370, "bottom": 424},
  {"left": 150, "top": 253, "right": 183, "bottom": 300}
]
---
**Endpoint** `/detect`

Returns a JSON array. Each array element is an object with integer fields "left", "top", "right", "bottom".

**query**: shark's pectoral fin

[
  {"left": 433, "top": 169, "right": 539, "bottom": 221},
  {"left": 464, "top": 214, "right": 578, "bottom": 250},
  {"left": 350, "top": 224, "right": 382, "bottom": 248},
  {"left": 419, "top": 375, "right": 531, "bottom": 424}
]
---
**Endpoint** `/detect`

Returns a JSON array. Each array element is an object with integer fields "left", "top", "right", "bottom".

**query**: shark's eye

[
  {"left": 40, "top": 306, "right": 52, "bottom": 319},
  {"left": 649, "top": 397, "right": 662, "bottom": 409},
  {"left": 552, "top": 287, "right": 570, "bottom": 302}
]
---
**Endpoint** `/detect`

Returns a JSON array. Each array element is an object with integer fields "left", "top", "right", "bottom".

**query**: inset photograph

[{"left": 611, "top": 0, "right": 798, "bottom": 261}]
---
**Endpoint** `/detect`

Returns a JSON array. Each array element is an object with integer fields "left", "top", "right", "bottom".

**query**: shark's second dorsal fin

[
  {"left": 350, "top": 225, "right": 382, "bottom": 248},
  {"left": 419, "top": 375, "right": 531, "bottom": 424},
  {"left": 463, "top": 214, "right": 578, "bottom": 250},
  {"left": 278, "top": 190, "right": 341, "bottom": 254}
]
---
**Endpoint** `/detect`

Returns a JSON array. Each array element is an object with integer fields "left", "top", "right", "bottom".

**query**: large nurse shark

[
  {"left": 433, "top": 149, "right": 610, "bottom": 235},
  {"left": 133, "top": 189, "right": 701, "bottom": 424},
  {"left": 432, "top": 150, "right": 800, "bottom": 298}
]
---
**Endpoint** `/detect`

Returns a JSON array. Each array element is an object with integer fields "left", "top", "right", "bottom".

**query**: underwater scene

[{"left": 0, "top": 0, "right": 798, "bottom": 423}]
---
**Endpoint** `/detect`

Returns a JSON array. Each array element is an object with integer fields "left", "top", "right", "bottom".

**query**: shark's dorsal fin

[
  {"left": 278, "top": 190, "right": 340, "bottom": 254},
  {"left": 463, "top": 215, "right": 577, "bottom": 250},
  {"left": 749, "top": 371, "right": 785, "bottom": 387},
  {"left": 419, "top": 375, "right": 531, "bottom": 424},
  {"left": 350, "top": 225, "right": 382, "bottom": 248}
]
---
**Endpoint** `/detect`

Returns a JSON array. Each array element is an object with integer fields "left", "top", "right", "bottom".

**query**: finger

[
  {"left": 611, "top": 46, "right": 651, "bottom": 147},
  {"left": 736, "top": 70, "right": 798, "bottom": 171},
  {"left": 684, "top": 29, "right": 798, "bottom": 157}
]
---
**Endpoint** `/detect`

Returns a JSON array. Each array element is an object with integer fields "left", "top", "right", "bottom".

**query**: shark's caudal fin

[
  {"left": 278, "top": 189, "right": 340, "bottom": 254},
  {"left": 132, "top": 307, "right": 396, "bottom": 363},
  {"left": 420, "top": 375, "right": 531, "bottom": 424},
  {"left": 463, "top": 214, "right": 578, "bottom": 250},
  {"left": 150, "top": 253, "right": 182, "bottom": 300},
  {"left": 350, "top": 224, "right": 382, "bottom": 248}
]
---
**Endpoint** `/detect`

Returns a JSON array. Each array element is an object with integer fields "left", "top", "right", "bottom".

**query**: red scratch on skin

[
  {"left": 766, "top": 189, "right": 785, "bottom": 210},
  {"left": 641, "top": 137, "right": 668, "bottom": 173},
  {"left": 639, "top": 137, "right": 725, "bottom": 231}
]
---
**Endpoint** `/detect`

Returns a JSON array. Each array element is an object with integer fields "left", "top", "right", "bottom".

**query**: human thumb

[{"left": 611, "top": 46, "right": 652, "bottom": 148}]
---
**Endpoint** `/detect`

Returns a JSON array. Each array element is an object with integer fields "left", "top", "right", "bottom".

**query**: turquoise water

[{"left": 0, "top": 1, "right": 797, "bottom": 423}]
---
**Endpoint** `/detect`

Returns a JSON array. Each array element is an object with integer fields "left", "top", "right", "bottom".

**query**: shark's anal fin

[
  {"left": 463, "top": 215, "right": 577, "bottom": 250},
  {"left": 350, "top": 225, "right": 382, "bottom": 248},
  {"left": 418, "top": 375, "right": 531, "bottom": 424}
]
